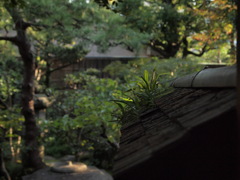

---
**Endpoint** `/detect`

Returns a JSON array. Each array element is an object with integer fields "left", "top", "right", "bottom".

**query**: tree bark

[
  {"left": 20, "top": 32, "right": 45, "bottom": 170},
  {"left": 4, "top": 6, "right": 45, "bottom": 170}
]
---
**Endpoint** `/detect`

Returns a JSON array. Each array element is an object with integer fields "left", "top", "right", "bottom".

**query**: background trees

[
  {"left": 0, "top": 3, "right": 46, "bottom": 169},
  {"left": 108, "top": 0, "right": 236, "bottom": 59},
  {"left": 0, "top": 0, "right": 148, "bottom": 172},
  {"left": 0, "top": 0, "right": 237, "bottom": 178}
]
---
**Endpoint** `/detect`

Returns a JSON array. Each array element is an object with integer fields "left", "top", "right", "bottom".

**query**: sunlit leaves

[
  {"left": 191, "top": 0, "right": 236, "bottom": 38},
  {"left": 42, "top": 72, "right": 121, "bottom": 163},
  {"left": 0, "top": 43, "right": 22, "bottom": 103},
  {"left": 224, "top": 24, "right": 233, "bottom": 34},
  {"left": 112, "top": 0, "right": 236, "bottom": 58},
  {"left": 0, "top": 108, "right": 24, "bottom": 129}
]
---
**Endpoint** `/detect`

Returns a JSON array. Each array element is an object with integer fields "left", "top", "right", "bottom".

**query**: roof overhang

[{"left": 172, "top": 65, "right": 236, "bottom": 88}]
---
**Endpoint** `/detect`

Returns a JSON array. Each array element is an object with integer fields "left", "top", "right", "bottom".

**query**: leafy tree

[
  {"left": 29, "top": 0, "right": 149, "bottom": 88},
  {"left": 183, "top": 0, "right": 236, "bottom": 59},
  {"left": 26, "top": 1, "right": 96, "bottom": 88},
  {"left": 112, "top": 0, "right": 192, "bottom": 58},
  {"left": 44, "top": 71, "right": 121, "bottom": 170},
  {"left": 0, "top": 43, "right": 22, "bottom": 109},
  {"left": 0, "top": 42, "right": 24, "bottom": 180},
  {"left": 33, "top": 34, "right": 88, "bottom": 88},
  {"left": 0, "top": 4, "right": 45, "bottom": 170},
  {"left": 0, "top": 0, "right": 148, "bottom": 171},
  {"left": 110, "top": 0, "right": 236, "bottom": 59}
]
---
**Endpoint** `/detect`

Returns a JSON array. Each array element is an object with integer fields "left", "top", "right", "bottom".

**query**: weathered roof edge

[
  {"left": 172, "top": 65, "right": 236, "bottom": 88},
  {"left": 113, "top": 130, "right": 188, "bottom": 176}
]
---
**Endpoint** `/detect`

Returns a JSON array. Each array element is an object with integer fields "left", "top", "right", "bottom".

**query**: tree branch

[
  {"left": 5, "top": 6, "right": 33, "bottom": 31},
  {"left": 0, "top": 36, "right": 18, "bottom": 44},
  {"left": 185, "top": 43, "right": 210, "bottom": 57},
  {"left": 49, "top": 61, "right": 81, "bottom": 74},
  {"left": 182, "top": 36, "right": 214, "bottom": 58}
]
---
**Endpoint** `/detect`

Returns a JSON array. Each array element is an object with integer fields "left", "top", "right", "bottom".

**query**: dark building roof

[{"left": 113, "top": 65, "right": 238, "bottom": 179}]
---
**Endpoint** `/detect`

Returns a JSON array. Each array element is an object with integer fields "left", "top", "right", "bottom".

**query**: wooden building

[
  {"left": 50, "top": 45, "right": 158, "bottom": 87},
  {"left": 113, "top": 65, "right": 238, "bottom": 180}
]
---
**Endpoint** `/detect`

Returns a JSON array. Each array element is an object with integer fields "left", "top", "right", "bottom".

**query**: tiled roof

[{"left": 113, "top": 88, "right": 236, "bottom": 176}]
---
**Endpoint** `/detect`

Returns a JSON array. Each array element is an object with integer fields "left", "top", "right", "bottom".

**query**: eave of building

[
  {"left": 172, "top": 65, "right": 236, "bottom": 88},
  {"left": 113, "top": 65, "right": 237, "bottom": 177}
]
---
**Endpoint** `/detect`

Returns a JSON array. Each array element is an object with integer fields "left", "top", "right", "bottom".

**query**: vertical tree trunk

[
  {"left": 182, "top": 36, "right": 189, "bottom": 59},
  {"left": 5, "top": 7, "right": 45, "bottom": 170},
  {"left": 18, "top": 29, "right": 45, "bottom": 170}
]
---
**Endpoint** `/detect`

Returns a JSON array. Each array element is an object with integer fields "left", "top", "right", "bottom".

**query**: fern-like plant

[{"left": 114, "top": 70, "right": 171, "bottom": 123}]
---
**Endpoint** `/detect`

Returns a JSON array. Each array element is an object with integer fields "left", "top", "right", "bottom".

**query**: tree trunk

[
  {"left": 18, "top": 29, "right": 45, "bottom": 170},
  {"left": 5, "top": 7, "right": 45, "bottom": 170},
  {"left": 182, "top": 36, "right": 189, "bottom": 59}
]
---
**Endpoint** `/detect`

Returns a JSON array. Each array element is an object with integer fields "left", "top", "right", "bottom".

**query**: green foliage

[
  {"left": 103, "top": 61, "right": 131, "bottom": 81},
  {"left": 104, "top": 56, "right": 204, "bottom": 84},
  {"left": 200, "top": 46, "right": 233, "bottom": 64},
  {"left": 43, "top": 72, "right": 121, "bottom": 169},
  {"left": 104, "top": 56, "right": 208, "bottom": 124},
  {"left": 113, "top": 0, "right": 236, "bottom": 58},
  {"left": 0, "top": 43, "right": 24, "bottom": 162},
  {"left": 44, "top": 136, "right": 71, "bottom": 158},
  {"left": 0, "top": 0, "right": 236, "bottom": 175},
  {"left": 0, "top": 108, "right": 24, "bottom": 130},
  {"left": 5, "top": 161, "right": 23, "bottom": 180},
  {"left": 64, "top": 68, "right": 101, "bottom": 89},
  {"left": 5, "top": 0, "right": 149, "bottom": 88},
  {"left": 114, "top": 69, "right": 172, "bottom": 123},
  {"left": 0, "top": 44, "right": 22, "bottom": 105}
]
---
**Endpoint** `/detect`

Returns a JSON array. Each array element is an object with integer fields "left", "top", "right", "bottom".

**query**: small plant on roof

[{"left": 114, "top": 70, "right": 170, "bottom": 123}]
